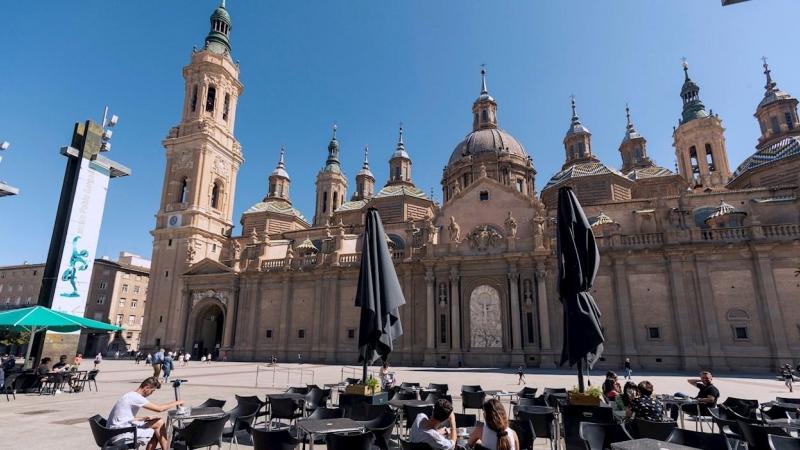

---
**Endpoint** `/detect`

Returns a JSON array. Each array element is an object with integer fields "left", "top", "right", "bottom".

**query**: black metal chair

[
  {"left": 173, "top": 413, "right": 229, "bottom": 450},
  {"left": 344, "top": 377, "right": 361, "bottom": 385},
  {"left": 461, "top": 385, "right": 483, "bottom": 393},
  {"left": 427, "top": 383, "right": 449, "bottom": 395},
  {"left": 511, "top": 387, "right": 539, "bottom": 410},
  {"left": 2, "top": 373, "right": 19, "bottom": 401},
  {"left": 509, "top": 418, "right": 536, "bottom": 450},
  {"left": 737, "top": 420, "right": 791, "bottom": 450},
  {"left": 81, "top": 369, "right": 100, "bottom": 392},
  {"left": 770, "top": 434, "right": 800, "bottom": 450},
  {"left": 399, "top": 439, "right": 435, "bottom": 450},
  {"left": 360, "top": 410, "right": 398, "bottom": 450},
  {"left": 461, "top": 391, "right": 486, "bottom": 415},
  {"left": 404, "top": 404, "right": 434, "bottom": 437},
  {"left": 393, "top": 388, "right": 417, "bottom": 401},
  {"left": 269, "top": 397, "right": 304, "bottom": 430},
  {"left": 198, "top": 398, "right": 228, "bottom": 409},
  {"left": 401, "top": 382, "right": 420, "bottom": 389},
  {"left": 776, "top": 397, "right": 800, "bottom": 406},
  {"left": 325, "top": 431, "right": 374, "bottom": 450},
  {"left": 420, "top": 391, "right": 438, "bottom": 402},
  {"left": 515, "top": 397, "right": 539, "bottom": 407},
  {"left": 561, "top": 405, "right": 615, "bottom": 450},
  {"left": 454, "top": 413, "right": 477, "bottom": 427},
  {"left": 722, "top": 397, "right": 760, "bottom": 419},
  {"left": 632, "top": 418, "right": 677, "bottom": 441},
  {"left": 285, "top": 386, "right": 308, "bottom": 395},
  {"left": 88, "top": 414, "right": 141, "bottom": 449},
  {"left": 542, "top": 388, "right": 567, "bottom": 409},
  {"left": 361, "top": 403, "right": 391, "bottom": 421},
  {"left": 250, "top": 428, "right": 299, "bottom": 450},
  {"left": 302, "top": 388, "right": 331, "bottom": 416},
  {"left": 762, "top": 403, "right": 799, "bottom": 420},
  {"left": 680, "top": 402, "right": 716, "bottom": 431},
  {"left": 39, "top": 372, "right": 64, "bottom": 395},
  {"left": 666, "top": 428, "right": 732, "bottom": 450},
  {"left": 224, "top": 402, "right": 261, "bottom": 449},
  {"left": 708, "top": 407, "right": 744, "bottom": 450},
  {"left": 579, "top": 422, "right": 632, "bottom": 450},
  {"left": 236, "top": 395, "right": 268, "bottom": 428},
  {"left": 516, "top": 407, "right": 557, "bottom": 450}
]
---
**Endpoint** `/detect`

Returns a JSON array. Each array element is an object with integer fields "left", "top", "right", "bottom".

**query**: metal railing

[
  {"left": 340, "top": 365, "right": 377, "bottom": 382},
  {"left": 255, "top": 364, "right": 315, "bottom": 388}
]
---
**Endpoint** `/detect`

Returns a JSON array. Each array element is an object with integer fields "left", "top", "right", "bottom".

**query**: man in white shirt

[
  {"left": 410, "top": 398, "right": 457, "bottom": 450},
  {"left": 107, "top": 377, "right": 184, "bottom": 450}
]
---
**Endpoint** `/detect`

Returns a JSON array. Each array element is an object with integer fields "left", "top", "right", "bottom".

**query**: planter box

[
  {"left": 568, "top": 392, "right": 601, "bottom": 406},
  {"left": 345, "top": 384, "right": 382, "bottom": 396},
  {"left": 339, "top": 392, "right": 388, "bottom": 407}
]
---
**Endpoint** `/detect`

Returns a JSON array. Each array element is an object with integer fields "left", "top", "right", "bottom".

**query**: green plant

[
  {"left": 364, "top": 376, "right": 379, "bottom": 393},
  {"left": 570, "top": 385, "right": 603, "bottom": 397}
]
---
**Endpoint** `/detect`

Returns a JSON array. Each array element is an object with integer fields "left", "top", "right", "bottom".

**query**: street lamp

[{"left": 0, "top": 140, "right": 19, "bottom": 197}]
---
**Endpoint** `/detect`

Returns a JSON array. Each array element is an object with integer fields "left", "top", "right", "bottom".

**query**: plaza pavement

[{"left": 3, "top": 359, "right": 797, "bottom": 449}]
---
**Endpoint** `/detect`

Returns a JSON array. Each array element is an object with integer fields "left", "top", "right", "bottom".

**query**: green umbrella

[{"left": 0, "top": 306, "right": 125, "bottom": 369}]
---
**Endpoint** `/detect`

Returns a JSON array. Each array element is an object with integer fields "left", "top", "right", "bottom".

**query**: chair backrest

[
  {"left": 722, "top": 397, "right": 760, "bottom": 418},
  {"left": 542, "top": 387, "right": 567, "bottom": 396},
  {"left": 236, "top": 395, "right": 264, "bottom": 409},
  {"left": 197, "top": 398, "right": 227, "bottom": 409},
  {"left": 461, "top": 385, "right": 483, "bottom": 393},
  {"left": 401, "top": 382, "right": 420, "bottom": 389},
  {"left": 770, "top": 434, "right": 800, "bottom": 450},
  {"left": 269, "top": 397, "right": 301, "bottom": 418},
  {"left": 250, "top": 428, "right": 300, "bottom": 450},
  {"left": 306, "top": 407, "right": 345, "bottom": 420},
  {"left": 737, "top": 421, "right": 791, "bottom": 450},
  {"left": 420, "top": 391, "right": 438, "bottom": 403},
  {"left": 345, "top": 378, "right": 361, "bottom": 385},
  {"left": 180, "top": 413, "right": 229, "bottom": 449},
  {"left": 87, "top": 370, "right": 98, "bottom": 381},
  {"left": 762, "top": 404, "right": 799, "bottom": 420},
  {"left": 286, "top": 386, "right": 308, "bottom": 395},
  {"left": 404, "top": 405, "right": 434, "bottom": 427},
  {"left": 363, "top": 403, "right": 391, "bottom": 421},
  {"left": 462, "top": 391, "right": 486, "bottom": 408},
  {"left": 777, "top": 397, "right": 800, "bottom": 406},
  {"left": 88, "top": 414, "right": 136, "bottom": 448},
  {"left": 632, "top": 418, "right": 677, "bottom": 441},
  {"left": 517, "top": 397, "right": 539, "bottom": 407},
  {"left": 229, "top": 402, "right": 261, "bottom": 430},
  {"left": 517, "top": 387, "right": 538, "bottom": 399},
  {"left": 561, "top": 405, "right": 615, "bottom": 450},
  {"left": 474, "top": 444, "right": 492, "bottom": 450},
  {"left": 428, "top": 383, "right": 449, "bottom": 395},
  {"left": 304, "top": 388, "right": 325, "bottom": 411},
  {"left": 454, "top": 413, "right": 477, "bottom": 428},
  {"left": 306, "top": 384, "right": 321, "bottom": 391},
  {"left": 666, "top": 428, "right": 732, "bottom": 450},
  {"left": 326, "top": 431, "right": 374, "bottom": 450},
  {"left": 399, "top": 440, "right": 434, "bottom": 450},
  {"left": 394, "top": 390, "right": 417, "bottom": 401},
  {"left": 579, "top": 422, "right": 631, "bottom": 450},
  {"left": 364, "top": 410, "right": 398, "bottom": 431},
  {"left": 509, "top": 419, "right": 536, "bottom": 450},
  {"left": 516, "top": 409, "right": 556, "bottom": 440},
  {"left": 3, "top": 373, "right": 20, "bottom": 390}
]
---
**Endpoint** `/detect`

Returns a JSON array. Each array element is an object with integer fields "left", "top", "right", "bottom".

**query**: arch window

[
  {"left": 481, "top": 110, "right": 488, "bottom": 122},
  {"left": 394, "top": 166, "right": 401, "bottom": 180},
  {"left": 269, "top": 183, "right": 276, "bottom": 196},
  {"left": 474, "top": 113, "right": 479, "bottom": 123},
  {"left": 178, "top": 178, "right": 188, "bottom": 203},
  {"left": 357, "top": 182, "right": 363, "bottom": 194},
  {"left": 190, "top": 85, "right": 198, "bottom": 112},
  {"left": 634, "top": 147, "right": 642, "bottom": 161},
  {"left": 206, "top": 86, "right": 216, "bottom": 113},
  {"left": 276, "top": 184, "right": 284, "bottom": 197},
  {"left": 223, "top": 93, "right": 230, "bottom": 121},
  {"left": 771, "top": 116, "right": 780, "bottom": 134},
  {"left": 322, "top": 191, "right": 328, "bottom": 213},
  {"left": 705, "top": 144, "right": 715, "bottom": 171},
  {"left": 689, "top": 146, "right": 699, "bottom": 178},
  {"left": 578, "top": 142, "right": 585, "bottom": 157},
  {"left": 333, "top": 191, "right": 338, "bottom": 210},
  {"left": 760, "top": 120, "right": 767, "bottom": 134},
  {"left": 785, "top": 112, "right": 794, "bottom": 131},
  {"left": 210, "top": 182, "right": 220, "bottom": 209},
  {"left": 727, "top": 308, "right": 751, "bottom": 341},
  {"left": 569, "top": 145, "right": 575, "bottom": 159}
]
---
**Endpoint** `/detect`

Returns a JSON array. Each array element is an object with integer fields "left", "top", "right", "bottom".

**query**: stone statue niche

[
  {"left": 448, "top": 216, "right": 461, "bottom": 242},
  {"left": 504, "top": 211, "right": 517, "bottom": 238}
]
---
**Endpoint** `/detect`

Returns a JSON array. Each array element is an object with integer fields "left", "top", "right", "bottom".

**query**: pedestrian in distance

[
  {"left": 782, "top": 364, "right": 794, "bottom": 393},
  {"left": 457, "top": 354, "right": 463, "bottom": 368},
  {"left": 94, "top": 353, "right": 102, "bottom": 370},
  {"left": 624, "top": 358, "right": 633, "bottom": 380},
  {"left": 298, "top": 353, "right": 302, "bottom": 364},
  {"left": 206, "top": 353, "right": 212, "bottom": 364},
  {"left": 517, "top": 366, "right": 526, "bottom": 385}
]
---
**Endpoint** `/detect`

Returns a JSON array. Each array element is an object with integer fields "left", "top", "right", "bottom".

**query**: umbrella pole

[
  {"left": 362, "top": 361, "right": 368, "bottom": 384},
  {"left": 23, "top": 326, "right": 37, "bottom": 371},
  {"left": 576, "top": 358, "right": 585, "bottom": 393}
]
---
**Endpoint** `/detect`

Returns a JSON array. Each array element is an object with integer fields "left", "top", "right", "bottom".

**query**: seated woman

[
  {"left": 616, "top": 381, "right": 639, "bottom": 411},
  {"left": 37, "top": 357, "right": 55, "bottom": 388},
  {"left": 603, "top": 372, "right": 620, "bottom": 400},
  {"left": 467, "top": 398, "right": 520, "bottom": 450},
  {"left": 626, "top": 381, "right": 667, "bottom": 422},
  {"left": 379, "top": 361, "right": 395, "bottom": 389}
]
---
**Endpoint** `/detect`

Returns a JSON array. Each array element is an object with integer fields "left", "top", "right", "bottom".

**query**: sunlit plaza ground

[{"left": 2, "top": 359, "right": 798, "bottom": 448}]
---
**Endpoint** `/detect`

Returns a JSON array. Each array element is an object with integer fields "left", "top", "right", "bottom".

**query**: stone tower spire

[
  {"left": 313, "top": 124, "right": 348, "bottom": 226},
  {"left": 266, "top": 146, "right": 291, "bottom": 202},
  {"left": 562, "top": 97, "right": 596, "bottom": 168},
  {"left": 352, "top": 145, "right": 375, "bottom": 201},
  {"left": 472, "top": 68, "right": 499, "bottom": 131},
  {"left": 619, "top": 104, "right": 651, "bottom": 172},
  {"left": 386, "top": 124, "right": 413, "bottom": 186},
  {"left": 673, "top": 60, "right": 731, "bottom": 190},
  {"left": 205, "top": 0, "right": 232, "bottom": 56}
]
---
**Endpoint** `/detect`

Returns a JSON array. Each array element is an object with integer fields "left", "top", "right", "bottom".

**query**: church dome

[
  {"left": 448, "top": 128, "right": 527, "bottom": 167},
  {"left": 757, "top": 89, "right": 795, "bottom": 110}
]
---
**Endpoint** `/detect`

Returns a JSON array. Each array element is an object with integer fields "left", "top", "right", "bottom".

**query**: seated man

[
  {"left": 107, "top": 377, "right": 184, "bottom": 450},
  {"left": 2, "top": 354, "right": 17, "bottom": 374},
  {"left": 52, "top": 355, "right": 78, "bottom": 391},
  {"left": 670, "top": 371, "right": 719, "bottom": 420},
  {"left": 410, "top": 398, "right": 457, "bottom": 450}
]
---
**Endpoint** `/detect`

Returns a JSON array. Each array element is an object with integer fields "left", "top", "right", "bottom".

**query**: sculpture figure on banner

[{"left": 60, "top": 236, "right": 90, "bottom": 298}]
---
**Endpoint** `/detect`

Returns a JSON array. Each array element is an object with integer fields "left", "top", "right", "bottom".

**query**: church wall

[
  {"left": 774, "top": 267, "right": 800, "bottom": 352},
  {"left": 628, "top": 273, "right": 677, "bottom": 347},
  {"left": 590, "top": 274, "right": 619, "bottom": 350}
]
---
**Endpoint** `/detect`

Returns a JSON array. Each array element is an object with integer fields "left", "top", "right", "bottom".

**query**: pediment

[
  {"left": 449, "top": 176, "right": 537, "bottom": 207},
  {"left": 182, "top": 258, "right": 234, "bottom": 276}
]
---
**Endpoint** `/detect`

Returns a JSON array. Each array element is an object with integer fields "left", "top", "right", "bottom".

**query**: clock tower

[{"left": 141, "top": 1, "right": 243, "bottom": 351}]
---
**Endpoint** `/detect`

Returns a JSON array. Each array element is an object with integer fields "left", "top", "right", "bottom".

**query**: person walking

[
  {"left": 517, "top": 366, "right": 526, "bottom": 385},
  {"left": 782, "top": 364, "right": 794, "bottom": 393},
  {"left": 624, "top": 358, "right": 633, "bottom": 380},
  {"left": 152, "top": 348, "right": 164, "bottom": 380},
  {"left": 457, "top": 354, "right": 463, "bottom": 368},
  {"left": 206, "top": 353, "right": 212, "bottom": 364},
  {"left": 94, "top": 353, "right": 103, "bottom": 370},
  {"left": 297, "top": 353, "right": 302, "bottom": 364},
  {"left": 162, "top": 352, "right": 175, "bottom": 383}
]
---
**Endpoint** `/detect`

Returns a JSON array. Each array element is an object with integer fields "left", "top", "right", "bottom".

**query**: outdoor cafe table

[
  {"left": 267, "top": 392, "right": 306, "bottom": 401},
  {"left": 166, "top": 406, "right": 226, "bottom": 449},
  {"left": 296, "top": 417, "right": 365, "bottom": 450},
  {"left": 324, "top": 382, "right": 346, "bottom": 405},
  {"left": 611, "top": 438, "right": 701, "bottom": 450}
]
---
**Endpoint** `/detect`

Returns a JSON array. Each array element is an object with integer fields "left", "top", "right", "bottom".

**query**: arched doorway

[
  {"left": 192, "top": 302, "right": 224, "bottom": 360},
  {"left": 470, "top": 285, "right": 502, "bottom": 348}
]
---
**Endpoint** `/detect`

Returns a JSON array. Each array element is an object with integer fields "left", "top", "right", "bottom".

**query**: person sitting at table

[
  {"left": 669, "top": 371, "right": 719, "bottom": 420},
  {"left": 603, "top": 372, "right": 621, "bottom": 400},
  {"left": 626, "top": 381, "right": 667, "bottom": 422},
  {"left": 2, "top": 354, "right": 16, "bottom": 374},
  {"left": 615, "top": 381, "right": 638, "bottom": 411},
  {"left": 107, "top": 377, "right": 184, "bottom": 450},
  {"left": 410, "top": 398, "right": 458, "bottom": 450},
  {"left": 52, "top": 355, "right": 78, "bottom": 391},
  {"left": 379, "top": 361, "right": 396, "bottom": 389},
  {"left": 467, "top": 398, "right": 520, "bottom": 450}
]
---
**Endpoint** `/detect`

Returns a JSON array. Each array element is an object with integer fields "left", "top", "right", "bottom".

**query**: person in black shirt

[{"left": 670, "top": 371, "right": 719, "bottom": 420}]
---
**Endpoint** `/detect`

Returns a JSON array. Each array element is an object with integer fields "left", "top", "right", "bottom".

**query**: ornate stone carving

[
  {"left": 167, "top": 127, "right": 179, "bottom": 139},
  {"left": 465, "top": 225, "right": 503, "bottom": 251},
  {"left": 448, "top": 216, "right": 460, "bottom": 242},
  {"left": 470, "top": 285, "right": 502, "bottom": 348},
  {"left": 177, "top": 150, "right": 192, "bottom": 169},
  {"left": 250, "top": 228, "right": 260, "bottom": 245},
  {"left": 186, "top": 244, "right": 196, "bottom": 264},
  {"left": 523, "top": 279, "right": 534, "bottom": 307},
  {"left": 452, "top": 180, "right": 461, "bottom": 197},
  {"left": 424, "top": 215, "right": 437, "bottom": 244},
  {"left": 479, "top": 163, "right": 487, "bottom": 178},
  {"left": 212, "top": 156, "right": 229, "bottom": 179},
  {"left": 191, "top": 289, "right": 229, "bottom": 309},
  {"left": 531, "top": 211, "right": 545, "bottom": 236},
  {"left": 504, "top": 211, "right": 517, "bottom": 238},
  {"left": 232, "top": 240, "right": 241, "bottom": 260},
  {"left": 438, "top": 282, "right": 448, "bottom": 309}
]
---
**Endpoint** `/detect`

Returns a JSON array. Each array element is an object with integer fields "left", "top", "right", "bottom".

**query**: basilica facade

[{"left": 140, "top": 4, "right": 800, "bottom": 372}]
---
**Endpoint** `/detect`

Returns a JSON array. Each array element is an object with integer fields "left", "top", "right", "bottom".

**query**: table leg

[
  {"left": 554, "top": 416, "right": 561, "bottom": 450},
  {"left": 308, "top": 431, "right": 315, "bottom": 450}
]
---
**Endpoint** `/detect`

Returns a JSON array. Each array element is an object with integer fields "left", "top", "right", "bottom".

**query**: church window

[
  {"left": 347, "top": 328, "right": 355, "bottom": 340},
  {"left": 333, "top": 191, "right": 338, "bottom": 210},
  {"left": 403, "top": 167, "right": 408, "bottom": 180},
  {"left": 190, "top": 85, "right": 198, "bottom": 112},
  {"left": 178, "top": 178, "right": 188, "bottom": 203},
  {"left": 298, "top": 329, "right": 306, "bottom": 339},
  {"left": 440, "top": 314, "right": 447, "bottom": 344},
  {"left": 463, "top": 173, "right": 469, "bottom": 188},
  {"left": 516, "top": 179, "right": 523, "bottom": 192},
  {"left": 357, "top": 183, "right": 363, "bottom": 194},
  {"left": 635, "top": 147, "right": 642, "bottom": 161},
  {"left": 322, "top": 192, "right": 328, "bottom": 213},
  {"left": 786, "top": 112, "right": 794, "bottom": 131},
  {"left": 770, "top": 116, "right": 780, "bottom": 134},
  {"left": 475, "top": 113, "right": 479, "bottom": 124},
  {"left": 206, "top": 86, "right": 216, "bottom": 113},
  {"left": 265, "top": 329, "right": 273, "bottom": 339},
  {"left": 269, "top": 183, "right": 276, "bottom": 196},
  {"left": 277, "top": 184, "right": 283, "bottom": 197},
  {"left": 394, "top": 166, "right": 401, "bottom": 181},
  {"left": 689, "top": 146, "right": 699, "bottom": 178},
  {"left": 211, "top": 182, "right": 220, "bottom": 209},
  {"left": 705, "top": 144, "right": 715, "bottom": 171},
  {"left": 760, "top": 121, "right": 767, "bottom": 134},
  {"left": 733, "top": 326, "right": 750, "bottom": 341},
  {"left": 223, "top": 94, "right": 230, "bottom": 121},
  {"left": 481, "top": 110, "right": 488, "bottom": 122},
  {"left": 526, "top": 312, "right": 535, "bottom": 344},
  {"left": 479, "top": 190, "right": 489, "bottom": 201},
  {"left": 578, "top": 143, "right": 585, "bottom": 157},
  {"left": 569, "top": 145, "right": 574, "bottom": 159}
]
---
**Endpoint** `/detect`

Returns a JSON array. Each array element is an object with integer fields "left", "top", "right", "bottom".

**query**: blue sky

[{"left": 1, "top": 0, "right": 798, "bottom": 266}]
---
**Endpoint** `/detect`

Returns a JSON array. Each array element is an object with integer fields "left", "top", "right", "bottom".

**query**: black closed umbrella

[
  {"left": 556, "top": 186, "right": 605, "bottom": 392},
  {"left": 355, "top": 208, "right": 406, "bottom": 382}
]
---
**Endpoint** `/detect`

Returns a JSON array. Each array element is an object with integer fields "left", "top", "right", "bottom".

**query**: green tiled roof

[
  {"left": 544, "top": 162, "right": 627, "bottom": 189},
  {"left": 375, "top": 185, "right": 429, "bottom": 199},
  {"left": 244, "top": 200, "right": 307, "bottom": 222}
]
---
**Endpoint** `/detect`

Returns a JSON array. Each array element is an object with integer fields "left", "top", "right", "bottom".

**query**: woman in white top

[{"left": 467, "top": 398, "right": 519, "bottom": 450}]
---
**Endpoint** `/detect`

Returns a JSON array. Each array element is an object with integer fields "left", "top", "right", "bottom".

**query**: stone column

[
  {"left": 535, "top": 262, "right": 556, "bottom": 368},
  {"left": 508, "top": 263, "right": 525, "bottom": 365},
  {"left": 401, "top": 267, "right": 414, "bottom": 365},
  {"left": 752, "top": 245, "right": 791, "bottom": 365},
  {"left": 665, "top": 252, "right": 699, "bottom": 371},
  {"left": 278, "top": 274, "right": 293, "bottom": 361},
  {"left": 449, "top": 266, "right": 461, "bottom": 363},
  {"left": 694, "top": 256, "right": 730, "bottom": 371},
  {"left": 179, "top": 282, "right": 192, "bottom": 351},
  {"left": 222, "top": 285, "right": 238, "bottom": 348},
  {"left": 423, "top": 267, "right": 437, "bottom": 366},
  {"left": 611, "top": 257, "right": 637, "bottom": 361}
]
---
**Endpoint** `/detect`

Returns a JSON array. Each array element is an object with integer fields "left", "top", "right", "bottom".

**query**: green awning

[{"left": 0, "top": 306, "right": 124, "bottom": 333}]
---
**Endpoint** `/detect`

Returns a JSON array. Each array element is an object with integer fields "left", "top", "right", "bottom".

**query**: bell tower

[
  {"left": 142, "top": 0, "right": 244, "bottom": 351},
  {"left": 313, "top": 125, "right": 348, "bottom": 226}
]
